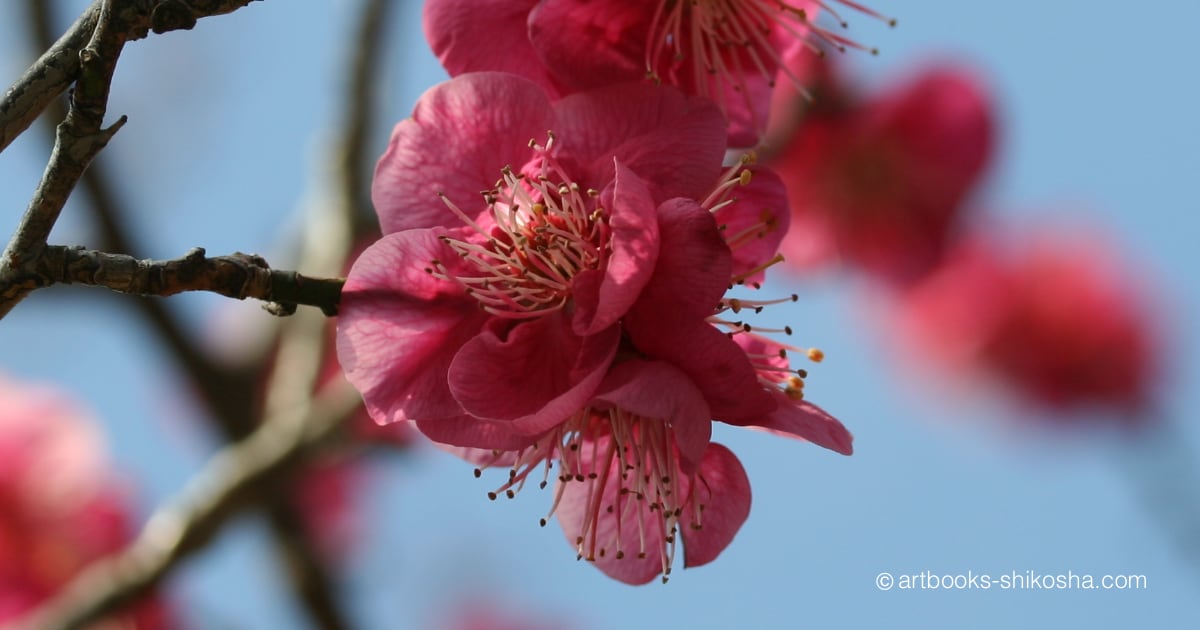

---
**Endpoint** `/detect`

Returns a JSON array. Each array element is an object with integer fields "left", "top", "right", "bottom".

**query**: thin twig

[
  {"left": 0, "top": 4, "right": 97, "bottom": 154},
  {"left": 5, "top": 245, "right": 343, "bottom": 315},
  {"left": 10, "top": 382, "right": 364, "bottom": 630},
  {"left": 0, "top": 0, "right": 265, "bottom": 154},
  {"left": 0, "top": 0, "right": 129, "bottom": 318},
  {"left": 26, "top": 0, "right": 240, "bottom": 431},
  {"left": 0, "top": 0, "right": 267, "bottom": 319}
]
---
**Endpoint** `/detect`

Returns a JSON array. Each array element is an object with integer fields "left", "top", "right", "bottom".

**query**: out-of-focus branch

[
  {"left": 6, "top": 245, "right": 344, "bottom": 316},
  {"left": 0, "top": 0, "right": 264, "bottom": 154},
  {"left": 337, "top": 0, "right": 390, "bottom": 238},
  {"left": 264, "top": 0, "right": 393, "bottom": 418},
  {"left": 11, "top": 382, "right": 364, "bottom": 630}
]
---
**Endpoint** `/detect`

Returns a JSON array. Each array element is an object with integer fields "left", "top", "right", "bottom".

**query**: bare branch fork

[
  {"left": 6, "top": 245, "right": 345, "bottom": 315},
  {"left": 0, "top": 0, "right": 266, "bottom": 319}
]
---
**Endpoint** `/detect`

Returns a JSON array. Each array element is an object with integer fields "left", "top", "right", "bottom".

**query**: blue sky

[{"left": 2, "top": 1, "right": 1199, "bottom": 628}]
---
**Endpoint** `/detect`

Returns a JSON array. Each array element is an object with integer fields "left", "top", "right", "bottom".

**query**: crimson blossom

[
  {"left": 336, "top": 72, "right": 851, "bottom": 583},
  {"left": 0, "top": 373, "right": 173, "bottom": 627},
  {"left": 767, "top": 60, "right": 993, "bottom": 284},
  {"left": 423, "top": 0, "right": 892, "bottom": 146},
  {"left": 896, "top": 232, "right": 1161, "bottom": 416}
]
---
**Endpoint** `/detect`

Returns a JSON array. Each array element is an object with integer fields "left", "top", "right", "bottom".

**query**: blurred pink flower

[
  {"left": 440, "top": 599, "right": 568, "bottom": 630},
  {"left": 423, "top": 0, "right": 892, "bottom": 146},
  {"left": 0, "top": 374, "right": 173, "bottom": 627},
  {"left": 767, "top": 61, "right": 994, "bottom": 284},
  {"left": 897, "top": 232, "right": 1161, "bottom": 415}
]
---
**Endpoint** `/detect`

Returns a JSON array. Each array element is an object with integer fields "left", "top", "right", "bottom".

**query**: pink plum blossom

[
  {"left": 767, "top": 60, "right": 994, "bottom": 284},
  {"left": 0, "top": 373, "right": 174, "bottom": 627},
  {"left": 895, "top": 231, "right": 1161, "bottom": 416},
  {"left": 423, "top": 0, "right": 893, "bottom": 146},
  {"left": 338, "top": 72, "right": 852, "bottom": 583},
  {"left": 339, "top": 72, "right": 730, "bottom": 435}
]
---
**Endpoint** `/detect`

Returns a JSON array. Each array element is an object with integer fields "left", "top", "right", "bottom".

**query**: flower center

[
  {"left": 475, "top": 409, "right": 694, "bottom": 583},
  {"left": 430, "top": 135, "right": 608, "bottom": 319}
]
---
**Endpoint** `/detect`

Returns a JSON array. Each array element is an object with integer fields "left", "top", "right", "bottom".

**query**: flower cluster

[{"left": 336, "top": 0, "right": 879, "bottom": 584}]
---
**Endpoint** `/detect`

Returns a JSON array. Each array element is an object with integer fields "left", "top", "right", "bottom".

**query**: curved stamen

[{"left": 430, "top": 135, "right": 608, "bottom": 317}]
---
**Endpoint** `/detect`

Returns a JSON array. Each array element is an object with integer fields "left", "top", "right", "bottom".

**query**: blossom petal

[
  {"left": 448, "top": 313, "right": 619, "bottom": 433},
  {"left": 740, "top": 393, "right": 854, "bottom": 455},
  {"left": 572, "top": 162, "right": 660, "bottom": 335},
  {"left": 373, "top": 73, "right": 554, "bottom": 234},
  {"left": 591, "top": 360, "right": 712, "bottom": 472},
  {"left": 527, "top": 0, "right": 650, "bottom": 90},
  {"left": 632, "top": 198, "right": 732, "bottom": 321},
  {"left": 552, "top": 82, "right": 726, "bottom": 201},
  {"left": 416, "top": 416, "right": 540, "bottom": 453},
  {"left": 625, "top": 318, "right": 775, "bottom": 423},
  {"left": 423, "top": 0, "right": 566, "bottom": 96},
  {"left": 681, "top": 443, "right": 751, "bottom": 569},
  {"left": 336, "top": 229, "right": 487, "bottom": 423}
]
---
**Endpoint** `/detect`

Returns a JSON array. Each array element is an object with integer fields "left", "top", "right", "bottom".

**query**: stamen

[
  {"left": 430, "top": 134, "right": 608, "bottom": 318},
  {"left": 644, "top": 1, "right": 892, "bottom": 127},
  {"left": 730, "top": 253, "right": 785, "bottom": 286},
  {"left": 471, "top": 408, "right": 696, "bottom": 580},
  {"left": 701, "top": 152, "right": 757, "bottom": 212},
  {"left": 722, "top": 209, "right": 782, "bottom": 252}
]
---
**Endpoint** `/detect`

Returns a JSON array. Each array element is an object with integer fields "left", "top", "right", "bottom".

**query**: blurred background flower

[{"left": 0, "top": 373, "right": 174, "bottom": 628}]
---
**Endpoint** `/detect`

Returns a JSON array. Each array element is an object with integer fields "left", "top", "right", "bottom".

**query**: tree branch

[
  {"left": 0, "top": 4, "right": 97, "bottom": 154},
  {"left": 0, "top": 0, "right": 267, "bottom": 319},
  {"left": 5, "top": 245, "right": 344, "bottom": 315},
  {"left": 0, "top": 0, "right": 265, "bottom": 155},
  {"left": 23, "top": 0, "right": 250, "bottom": 402},
  {"left": 11, "top": 382, "right": 364, "bottom": 630}
]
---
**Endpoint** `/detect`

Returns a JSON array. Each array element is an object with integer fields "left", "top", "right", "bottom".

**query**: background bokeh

[{"left": 2, "top": 1, "right": 1198, "bottom": 627}]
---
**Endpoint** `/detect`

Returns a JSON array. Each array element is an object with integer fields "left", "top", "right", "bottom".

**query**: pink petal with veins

[
  {"left": 448, "top": 313, "right": 619, "bottom": 434},
  {"left": 337, "top": 228, "right": 488, "bottom": 423},
  {"left": 373, "top": 73, "right": 554, "bottom": 234}
]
